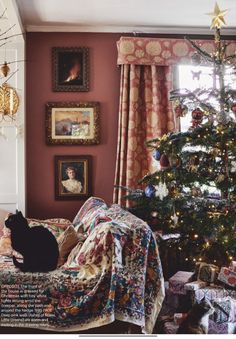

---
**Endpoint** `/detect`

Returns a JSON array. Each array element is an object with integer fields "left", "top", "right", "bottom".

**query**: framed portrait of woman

[
  {"left": 52, "top": 47, "right": 89, "bottom": 92},
  {"left": 55, "top": 155, "right": 92, "bottom": 200}
]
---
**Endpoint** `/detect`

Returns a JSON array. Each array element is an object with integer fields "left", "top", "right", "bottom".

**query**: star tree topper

[{"left": 207, "top": 2, "right": 228, "bottom": 29}]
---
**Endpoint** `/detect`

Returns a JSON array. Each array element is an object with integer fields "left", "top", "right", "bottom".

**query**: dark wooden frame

[
  {"left": 52, "top": 47, "right": 89, "bottom": 92},
  {"left": 55, "top": 155, "right": 92, "bottom": 200},
  {"left": 46, "top": 102, "right": 100, "bottom": 145}
]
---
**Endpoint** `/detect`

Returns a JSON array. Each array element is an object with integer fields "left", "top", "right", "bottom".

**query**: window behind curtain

[{"left": 177, "top": 64, "right": 236, "bottom": 132}]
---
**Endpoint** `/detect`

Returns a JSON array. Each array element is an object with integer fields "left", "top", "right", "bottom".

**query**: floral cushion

[
  {"left": 28, "top": 218, "right": 71, "bottom": 239},
  {"left": 57, "top": 225, "right": 80, "bottom": 267},
  {"left": 0, "top": 226, "right": 22, "bottom": 258},
  {"left": 63, "top": 233, "right": 86, "bottom": 268},
  {"left": 0, "top": 235, "right": 12, "bottom": 256}
]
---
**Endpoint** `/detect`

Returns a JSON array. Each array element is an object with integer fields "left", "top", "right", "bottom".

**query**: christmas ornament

[
  {"left": 171, "top": 212, "right": 179, "bottom": 226},
  {"left": 217, "top": 111, "right": 230, "bottom": 125},
  {"left": 216, "top": 174, "right": 225, "bottom": 183},
  {"left": 207, "top": 2, "right": 228, "bottom": 29},
  {"left": 231, "top": 103, "right": 236, "bottom": 113},
  {"left": 144, "top": 184, "right": 156, "bottom": 198},
  {"left": 152, "top": 148, "right": 161, "bottom": 161},
  {"left": 0, "top": 62, "right": 10, "bottom": 77},
  {"left": 154, "top": 181, "right": 169, "bottom": 200},
  {"left": 192, "top": 107, "right": 203, "bottom": 121},
  {"left": 230, "top": 161, "right": 236, "bottom": 173},
  {"left": 211, "top": 147, "right": 220, "bottom": 157},
  {"left": 191, "top": 108, "right": 204, "bottom": 128},
  {"left": 191, "top": 70, "right": 202, "bottom": 81},
  {"left": 170, "top": 185, "right": 181, "bottom": 198},
  {"left": 191, "top": 187, "right": 202, "bottom": 197},
  {"left": 188, "top": 155, "right": 199, "bottom": 172},
  {"left": 151, "top": 211, "right": 158, "bottom": 218},
  {"left": 175, "top": 104, "right": 187, "bottom": 118},
  {"left": 191, "top": 52, "right": 202, "bottom": 65},
  {"left": 160, "top": 154, "right": 169, "bottom": 169},
  {"left": 169, "top": 153, "right": 181, "bottom": 168}
]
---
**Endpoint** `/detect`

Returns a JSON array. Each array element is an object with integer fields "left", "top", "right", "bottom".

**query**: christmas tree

[{"left": 118, "top": 3, "right": 236, "bottom": 270}]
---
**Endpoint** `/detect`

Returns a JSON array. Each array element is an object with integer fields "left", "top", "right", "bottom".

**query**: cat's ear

[
  {"left": 15, "top": 209, "right": 19, "bottom": 214},
  {"left": 17, "top": 211, "right": 23, "bottom": 217}
]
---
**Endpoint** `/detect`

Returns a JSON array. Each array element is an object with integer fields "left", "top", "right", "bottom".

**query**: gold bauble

[
  {"left": 0, "top": 83, "right": 19, "bottom": 116},
  {"left": 0, "top": 62, "right": 10, "bottom": 77},
  {"left": 169, "top": 153, "right": 181, "bottom": 168},
  {"left": 191, "top": 187, "right": 202, "bottom": 197},
  {"left": 216, "top": 174, "right": 225, "bottom": 183}
]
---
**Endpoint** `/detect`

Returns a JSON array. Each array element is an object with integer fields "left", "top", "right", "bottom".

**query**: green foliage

[{"left": 119, "top": 120, "right": 236, "bottom": 263}]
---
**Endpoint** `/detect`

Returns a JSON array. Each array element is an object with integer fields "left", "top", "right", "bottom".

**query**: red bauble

[
  {"left": 160, "top": 154, "right": 170, "bottom": 169},
  {"left": 192, "top": 108, "right": 203, "bottom": 121},
  {"left": 231, "top": 103, "right": 236, "bottom": 113}
]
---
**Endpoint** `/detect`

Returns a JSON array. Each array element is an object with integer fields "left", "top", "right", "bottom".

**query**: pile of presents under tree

[{"left": 157, "top": 260, "right": 236, "bottom": 334}]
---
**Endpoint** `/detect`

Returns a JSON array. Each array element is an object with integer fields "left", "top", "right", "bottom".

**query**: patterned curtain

[
  {"left": 113, "top": 37, "right": 236, "bottom": 205},
  {"left": 113, "top": 63, "right": 174, "bottom": 205}
]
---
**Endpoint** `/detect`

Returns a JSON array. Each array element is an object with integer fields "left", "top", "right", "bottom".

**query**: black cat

[{"left": 5, "top": 211, "right": 59, "bottom": 272}]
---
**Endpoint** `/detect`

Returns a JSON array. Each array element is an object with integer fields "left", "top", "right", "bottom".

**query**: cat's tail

[{"left": 12, "top": 255, "right": 27, "bottom": 272}]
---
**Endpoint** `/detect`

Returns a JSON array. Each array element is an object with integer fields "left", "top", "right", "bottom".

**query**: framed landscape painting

[
  {"left": 46, "top": 102, "right": 100, "bottom": 145},
  {"left": 55, "top": 155, "right": 92, "bottom": 200},
  {"left": 52, "top": 47, "right": 89, "bottom": 92}
]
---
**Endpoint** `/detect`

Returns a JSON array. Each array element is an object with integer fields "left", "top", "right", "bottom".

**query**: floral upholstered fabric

[
  {"left": 28, "top": 218, "right": 71, "bottom": 238},
  {"left": 0, "top": 198, "right": 164, "bottom": 333}
]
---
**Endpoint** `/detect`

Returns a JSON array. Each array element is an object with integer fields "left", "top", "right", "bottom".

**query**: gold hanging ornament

[
  {"left": 0, "top": 83, "right": 19, "bottom": 121},
  {"left": 0, "top": 62, "right": 10, "bottom": 77}
]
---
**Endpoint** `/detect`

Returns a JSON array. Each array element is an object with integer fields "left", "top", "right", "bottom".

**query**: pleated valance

[{"left": 117, "top": 36, "right": 236, "bottom": 66}]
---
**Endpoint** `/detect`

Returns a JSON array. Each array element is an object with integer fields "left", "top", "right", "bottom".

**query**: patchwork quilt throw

[{"left": 0, "top": 203, "right": 164, "bottom": 334}]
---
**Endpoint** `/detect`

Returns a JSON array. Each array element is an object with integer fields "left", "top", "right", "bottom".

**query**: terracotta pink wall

[{"left": 26, "top": 33, "right": 121, "bottom": 220}]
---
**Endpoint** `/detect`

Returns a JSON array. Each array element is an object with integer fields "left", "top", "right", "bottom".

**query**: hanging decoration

[
  {"left": 0, "top": 9, "right": 22, "bottom": 127},
  {"left": 0, "top": 82, "right": 19, "bottom": 122}
]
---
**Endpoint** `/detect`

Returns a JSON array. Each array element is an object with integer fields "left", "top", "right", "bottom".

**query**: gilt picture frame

[
  {"left": 52, "top": 47, "right": 89, "bottom": 92},
  {"left": 46, "top": 102, "right": 100, "bottom": 145},
  {"left": 55, "top": 155, "right": 92, "bottom": 200}
]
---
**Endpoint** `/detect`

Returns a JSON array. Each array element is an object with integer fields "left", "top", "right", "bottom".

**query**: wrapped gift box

[
  {"left": 160, "top": 281, "right": 192, "bottom": 315},
  {"left": 163, "top": 320, "right": 236, "bottom": 334},
  {"left": 211, "top": 297, "right": 231, "bottom": 324},
  {"left": 169, "top": 271, "right": 194, "bottom": 295},
  {"left": 192, "top": 286, "right": 236, "bottom": 304},
  {"left": 218, "top": 267, "right": 236, "bottom": 289},
  {"left": 195, "top": 262, "right": 219, "bottom": 283},
  {"left": 211, "top": 297, "right": 236, "bottom": 324},
  {"left": 209, "top": 320, "right": 236, "bottom": 334},
  {"left": 229, "top": 261, "right": 236, "bottom": 274},
  {"left": 184, "top": 280, "right": 208, "bottom": 291}
]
